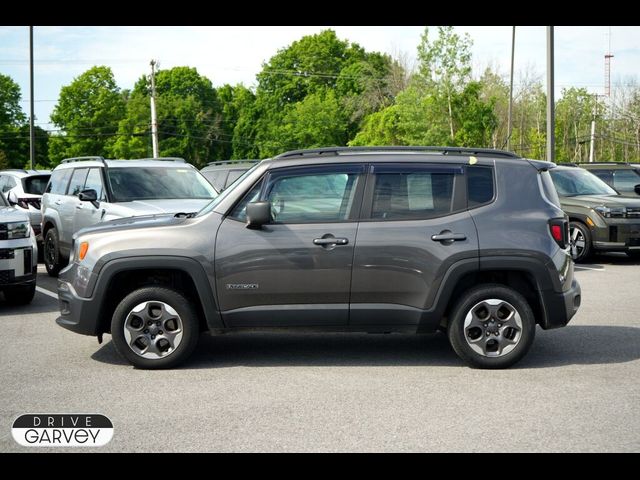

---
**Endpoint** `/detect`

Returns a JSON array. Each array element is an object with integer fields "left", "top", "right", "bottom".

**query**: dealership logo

[{"left": 12, "top": 414, "right": 113, "bottom": 447}]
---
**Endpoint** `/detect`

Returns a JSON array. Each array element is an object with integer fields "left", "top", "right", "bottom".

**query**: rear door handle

[
  {"left": 431, "top": 232, "right": 466, "bottom": 242},
  {"left": 54, "top": 200, "right": 62, "bottom": 205},
  {"left": 313, "top": 237, "right": 349, "bottom": 246}
]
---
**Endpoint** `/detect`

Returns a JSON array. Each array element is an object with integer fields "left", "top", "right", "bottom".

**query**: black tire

[
  {"left": 44, "top": 228, "right": 63, "bottom": 277},
  {"left": 569, "top": 221, "right": 592, "bottom": 263},
  {"left": 447, "top": 284, "right": 536, "bottom": 369},
  {"left": 4, "top": 284, "right": 36, "bottom": 305},
  {"left": 625, "top": 251, "right": 640, "bottom": 259},
  {"left": 111, "top": 286, "right": 200, "bottom": 369}
]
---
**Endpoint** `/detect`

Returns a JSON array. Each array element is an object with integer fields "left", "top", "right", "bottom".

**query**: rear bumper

[{"left": 539, "top": 278, "right": 581, "bottom": 330}]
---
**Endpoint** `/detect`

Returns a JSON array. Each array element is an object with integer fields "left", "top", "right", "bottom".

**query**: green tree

[
  {"left": 48, "top": 66, "right": 126, "bottom": 164},
  {"left": 0, "top": 73, "right": 26, "bottom": 127}
]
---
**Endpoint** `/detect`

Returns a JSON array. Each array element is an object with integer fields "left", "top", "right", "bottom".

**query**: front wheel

[
  {"left": 111, "top": 286, "right": 200, "bottom": 369},
  {"left": 569, "top": 221, "right": 592, "bottom": 263},
  {"left": 447, "top": 284, "right": 536, "bottom": 369}
]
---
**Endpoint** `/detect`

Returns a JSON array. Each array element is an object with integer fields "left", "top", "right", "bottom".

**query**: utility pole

[
  {"left": 506, "top": 26, "right": 516, "bottom": 150},
  {"left": 589, "top": 105, "right": 596, "bottom": 163},
  {"left": 150, "top": 60, "right": 159, "bottom": 158},
  {"left": 546, "top": 26, "right": 555, "bottom": 162},
  {"left": 29, "top": 26, "right": 35, "bottom": 170}
]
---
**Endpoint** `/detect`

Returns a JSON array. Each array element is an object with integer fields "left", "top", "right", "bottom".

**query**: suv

[
  {"left": 200, "top": 160, "right": 259, "bottom": 192},
  {"left": 0, "top": 169, "right": 51, "bottom": 244},
  {"left": 0, "top": 192, "right": 38, "bottom": 305},
  {"left": 41, "top": 156, "right": 217, "bottom": 277},
  {"left": 549, "top": 165, "right": 640, "bottom": 262},
  {"left": 56, "top": 147, "right": 581, "bottom": 370},
  {"left": 577, "top": 162, "right": 640, "bottom": 197}
]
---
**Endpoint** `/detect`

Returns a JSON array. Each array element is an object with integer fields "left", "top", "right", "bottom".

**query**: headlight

[
  {"left": 5, "top": 222, "right": 30, "bottom": 239},
  {"left": 594, "top": 205, "right": 626, "bottom": 218}
]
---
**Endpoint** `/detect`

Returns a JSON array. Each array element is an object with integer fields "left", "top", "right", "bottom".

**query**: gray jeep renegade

[{"left": 56, "top": 147, "right": 581, "bottom": 369}]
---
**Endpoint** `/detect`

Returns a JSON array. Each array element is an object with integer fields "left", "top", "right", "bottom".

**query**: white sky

[{"left": 1, "top": 26, "right": 638, "bottom": 126}]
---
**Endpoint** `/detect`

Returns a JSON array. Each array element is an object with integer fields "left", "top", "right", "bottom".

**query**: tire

[
  {"left": 447, "top": 284, "right": 536, "bottom": 369},
  {"left": 44, "top": 228, "right": 64, "bottom": 277},
  {"left": 111, "top": 286, "right": 200, "bottom": 369},
  {"left": 4, "top": 284, "right": 36, "bottom": 305},
  {"left": 569, "top": 221, "right": 592, "bottom": 263},
  {"left": 625, "top": 251, "right": 640, "bottom": 259}
]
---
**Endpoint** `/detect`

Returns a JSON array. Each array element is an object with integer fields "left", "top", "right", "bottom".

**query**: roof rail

[
  {"left": 274, "top": 146, "right": 520, "bottom": 160},
  {"left": 575, "top": 161, "right": 630, "bottom": 165},
  {"left": 60, "top": 156, "right": 106, "bottom": 165},
  {"left": 206, "top": 159, "right": 259, "bottom": 167},
  {"left": 138, "top": 157, "right": 186, "bottom": 163}
]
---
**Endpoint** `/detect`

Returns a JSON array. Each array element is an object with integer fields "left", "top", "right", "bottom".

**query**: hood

[
  {"left": 114, "top": 198, "right": 212, "bottom": 215},
  {"left": 75, "top": 213, "right": 188, "bottom": 239},
  {"left": 560, "top": 194, "right": 640, "bottom": 209},
  {"left": 0, "top": 206, "right": 30, "bottom": 223}
]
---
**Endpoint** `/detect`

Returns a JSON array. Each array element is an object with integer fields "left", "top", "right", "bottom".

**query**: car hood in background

[
  {"left": 114, "top": 198, "right": 213, "bottom": 215},
  {"left": 0, "top": 206, "right": 30, "bottom": 223},
  {"left": 560, "top": 194, "right": 640, "bottom": 209}
]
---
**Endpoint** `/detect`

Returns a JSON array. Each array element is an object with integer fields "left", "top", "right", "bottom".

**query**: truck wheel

[
  {"left": 4, "top": 284, "right": 36, "bottom": 305},
  {"left": 447, "top": 284, "right": 536, "bottom": 369},
  {"left": 569, "top": 221, "right": 592, "bottom": 263},
  {"left": 111, "top": 286, "right": 200, "bottom": 369},
  {"left": 44, "top": 228, "right": 63, "bottom": 277}
]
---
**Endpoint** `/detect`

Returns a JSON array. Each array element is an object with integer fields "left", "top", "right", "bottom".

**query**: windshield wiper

[{"left": 174, "top": 212, "right": 197, "bottom": 218}]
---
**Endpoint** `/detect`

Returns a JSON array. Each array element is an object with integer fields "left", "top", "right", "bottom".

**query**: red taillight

[
  {"left": 17, "top": 198, "right": 41, "bottom": 210},
  {"left": 551, "top": 225, "right": 562, "bottom": 242},
  {"left": 549, "top": 219, "right": 568, "bottom": 249}
]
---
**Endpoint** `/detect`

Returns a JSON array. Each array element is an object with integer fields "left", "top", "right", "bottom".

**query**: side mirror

[
  {"left": 635, "top": 184, "right": 640, "bottom": 196},
  {"left": 79, "top": 189, "right": 100, "bottom": 208},
  {"left": 6, "top": 190, "right": 17, "bottom": 205},
  {"left": 246, "top": 201, "right": 271, "bottom": 229}
]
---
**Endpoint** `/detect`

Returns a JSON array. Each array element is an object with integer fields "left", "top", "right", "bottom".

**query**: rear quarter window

[{"left": 467, "top": 165, "right": 495, "bottom": 207}]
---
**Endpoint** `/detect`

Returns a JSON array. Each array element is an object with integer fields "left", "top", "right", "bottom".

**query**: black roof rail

[
  {"left": 60, "top": 156, "right": 106, "bottom": 165},
  {"left": 575, "top": 161, "right": 630, "bottom": 165},
  {"left": 274, "top": 146, "right": 521, "bottom": 160},
  {"left": 205, "top": 159, "right": 259, "bottom": 167},
  {"left": 561, "top": 162, "right": 579, "bottom": 167},
  {"left": 131, "top": 157, "right": 186, "bottom": 163}
]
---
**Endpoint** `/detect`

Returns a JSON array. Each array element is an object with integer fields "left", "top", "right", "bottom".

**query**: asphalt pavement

[{"left": 1, "top": 257, "right": 639, "bottom": 452}]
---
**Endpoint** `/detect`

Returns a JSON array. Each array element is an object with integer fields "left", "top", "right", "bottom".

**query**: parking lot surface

[{"left": 1, "top": 256, "right": 639, "bottom": 452}]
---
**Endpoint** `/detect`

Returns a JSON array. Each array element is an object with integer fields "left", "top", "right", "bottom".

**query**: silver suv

[
  {"left": 0, "top": 169, "right": 51, "bottom": 244},
  {"left": 41, "top": 156, "right": 217, "bottom": 277},
  {"left": 0, "top": 192, "right": 38, "bottom": 305}
]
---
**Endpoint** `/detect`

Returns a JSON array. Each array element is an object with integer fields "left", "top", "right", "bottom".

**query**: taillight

[
  {"left": 16, "top": 198, "right": 41, "bottom": 210},
  {"left": 549, "top": 218, "right": 568, "bottom": 249}
]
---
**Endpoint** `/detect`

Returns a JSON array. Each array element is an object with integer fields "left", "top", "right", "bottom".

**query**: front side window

[
  {"left": 1, "top": 176, "right": 16, "bottom": 193},
  {"left": 371, "top": 166, "right": 457, "bottom": 220},
  {"left": 107, "top": 167, "right": 217, "bottom": 202},
  {"left": 590, "top": 169, "right": 613, "bottom": 185},
  {"left": 68, "top": 168, "right": 89, "bottom": 197},
  {"left": 265, "top": 169, "right": 361, "bottom": 223},
  {"left": 84, "top": 168, "right": 106, "bottom": 201}
]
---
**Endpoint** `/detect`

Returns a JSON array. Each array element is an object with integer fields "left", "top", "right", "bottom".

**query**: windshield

[
  {"left": 196, "top": 162, "right": 261, "bottom": 217},
  {"left": 550, "top": 168, "right": 617, "bottom": 197},
  {"left": 107, "top": 167, "right": 217, "bottom": 202},
  {"left": 22, "top": 175, "right": 51, "bottom": 195}
]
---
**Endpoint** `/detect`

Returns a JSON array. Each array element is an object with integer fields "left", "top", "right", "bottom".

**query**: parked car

[
  {"left": 577, "top": 162, "right": 640, "bottom": 197},
  {"left": 0, "top": 169, "right": 51, "bottom": 245},
  {"left": 0, "top": 192, "right": 38, "bottom": 305},
  {"left": 56, "top": 146, "right": 580, "bottom": 370},
  {"left": 549, "top": 165, "right": 640, "bottom": 262},
  {"left": 200, "top": 160, "right": 259, "bottom": 192},
  {"left": 41, "top": 156, "right": 218, "bottom": 277}
]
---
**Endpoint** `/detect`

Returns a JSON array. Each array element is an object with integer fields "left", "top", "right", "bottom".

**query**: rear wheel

[
  {"left": 111, "top": 286, "right": 200, "bottom": 369},
  {"left": 447, "top": 284, "right": 536, "bottom": 369},
  {"left": 625, "top": 251, "right": 640, "bottom": 259},
  {"left": 569, "top": 221, "right": 592, "bottom": 263},
  {"left": 44, "top": 228, "right": 64, "bottom": 277}
]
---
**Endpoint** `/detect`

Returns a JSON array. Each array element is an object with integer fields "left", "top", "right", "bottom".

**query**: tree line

[{"left": 1, "top": 27, "right": 639, "bottom": 170}]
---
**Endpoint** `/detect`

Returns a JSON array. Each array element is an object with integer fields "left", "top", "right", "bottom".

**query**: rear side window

[
  {"left": 590, "top": 169, "right": 613, "bottom": 185},
  {"left": 46, "top": 169, "right": 72, "bottom": 195},
  {"left": 23, "top": 175, "right": 51, "bottom": 195},
  {"left": 540, "top": 170, "right": 562, "bottom": 208},
  {"left": 467, "top": 166, "right": 494, "bottom": 207},
  {"left": 371, "top": 165, "right": 457, "bottom": 220},
  {"left": 613, "top": 169, "right": 640, "bottom": 192}
]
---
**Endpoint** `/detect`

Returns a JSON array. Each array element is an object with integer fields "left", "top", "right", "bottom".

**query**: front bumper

[
  {"left": 592, "top": 219, "right": 640, "bottom": 252},
  {"left": 539, "top": 278, "right": 581, "bottom": 330},
  {"left": 56, "top": 279, "right": 102, "bottom": 336}
]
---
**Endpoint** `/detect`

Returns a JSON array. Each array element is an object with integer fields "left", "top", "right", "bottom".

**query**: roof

[
  {"left": 273, "top": 146, "right": 520, "bottom": 160},
  {"left": 0, "top": 169, "right": 51, "bottom": 177},
  {"left": 54, "top": 157, "right": 194, "bottom": 170}
]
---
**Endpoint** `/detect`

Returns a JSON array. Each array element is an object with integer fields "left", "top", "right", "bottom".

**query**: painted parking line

[
  {"left": 36, "top": 287, "right": 58, "bottom": 300},
  {"left": 575, "top": 265, "right": 606, "bottom": 271}
]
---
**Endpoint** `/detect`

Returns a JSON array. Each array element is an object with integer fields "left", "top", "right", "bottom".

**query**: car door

[
  {"left": 215, "top": 164, "right": 365, "bottom": 327},
  {"left": 60, "top": 168, "right": 88, "bottom": 247},
  {"left": 73, "top": 167, "right": 107, "bottom": 233},
  {"left": 350, "top": 162, "right": 479, "bottom": 327}
]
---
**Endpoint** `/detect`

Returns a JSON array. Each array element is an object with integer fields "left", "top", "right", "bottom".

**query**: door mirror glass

[
  {"left": 246, "top": 201, "right": 271, "bottom": 228},
  {"left": 79, "top": 188, "right": 99, "bottom": 208}
]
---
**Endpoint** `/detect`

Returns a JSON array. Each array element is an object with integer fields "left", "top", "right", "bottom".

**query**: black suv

[
  {"left": 550, "top": 165, "right": 640, "bottom": 261},
  {"left": 56, "top": 147, "right": 581, "bottom": 370}
]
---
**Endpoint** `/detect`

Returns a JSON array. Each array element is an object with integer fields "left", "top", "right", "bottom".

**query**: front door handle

[
  {"left": 313, "top": 237, "right": 349, "bottom": 246},
  {"left": 431, "top": 231, "right": 466, "bottom": 242},
  {"left": 75, "top": 204, "right": 83, "bottom": 210}
]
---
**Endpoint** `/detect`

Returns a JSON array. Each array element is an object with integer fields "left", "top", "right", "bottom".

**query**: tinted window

[
  {"left": 613, "top": 169, "right": 640, "bottom": 192},
  {"left": 266, "top": 170, "right": 360, "bottom": 223},
  {"left": 84, "top": 168, "right": 106, "bottom": 201},
  {"left": 47, "top": 169, "right": 72, "bottom": 195},
  {"left": 202, "top": 170, "right": 226, "bottom": 192},
  {"left": 68, "top": 168, "right": 89, "bottom": 197},
  {"left": 229, "top": 180, "right": 264, "bottom": 221},
  {"left": 108, "top": 167, "right": 217, "bottom": 202},
  {"left": 590, "top": 169, "right": 613, "bottom": 184},
  {"left": 23, "top": 175, "right": 51, "bottom": 195},
  {"left": 467, "top": 166, "right": 494, "bottom": 207},
  {"left": 372, "top": 168, "right": 455, "bottom": 220}
]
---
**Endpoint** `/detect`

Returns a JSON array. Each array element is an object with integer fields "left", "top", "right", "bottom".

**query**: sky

[{"left": 1, "top": 26, "right": 639, "bottom": 128}]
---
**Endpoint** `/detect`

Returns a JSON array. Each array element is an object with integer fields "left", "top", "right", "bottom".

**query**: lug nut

[
  {"left": 147, "top": 321, "right": 152, "bottom": 326},
  {"left": 491, "top": 319, "right": 495, "bottom": 323},
  {"left": 484, "top": 323, "right": 488, "bottom": 327},
  {"left": 158, "top": 330, "right": 163, "bottom": 335},
  {"left": 495, "top": 332, "right": 499, "bottom": 336},
  {"left": 498, "top": 323, "right": 502, "bottom": 328},
  {"left": 151, "top": 335, "right": 156, "bottom": 339},
  {"left": 486, "top": 332, "right": 490, "bottom": 336},
  {"left": 156, "top": 321, "right": 161, "bottom": 326},
  {"left": 144, "top": 329, "right": 149, "bottom": 334}
]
